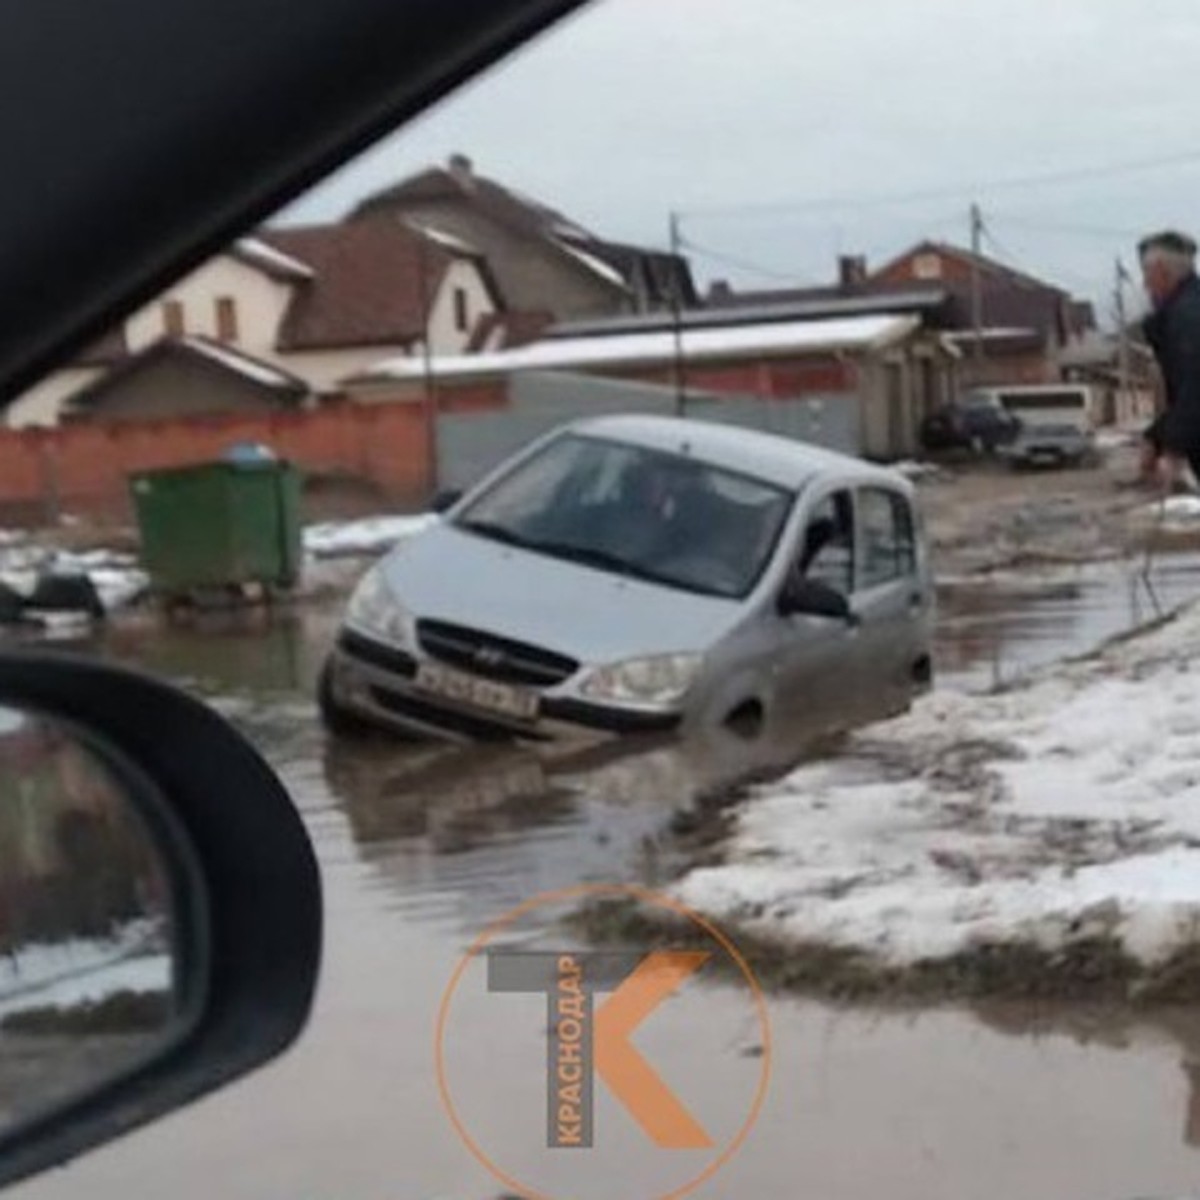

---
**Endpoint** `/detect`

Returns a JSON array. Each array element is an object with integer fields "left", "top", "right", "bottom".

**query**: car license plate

[{"left": 415, "top": 663, "right": 540, "bottom": 722}]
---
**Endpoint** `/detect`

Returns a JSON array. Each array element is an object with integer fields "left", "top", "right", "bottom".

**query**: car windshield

[{"left": 454, "top": 432, "right": 793, "bottom": 599}]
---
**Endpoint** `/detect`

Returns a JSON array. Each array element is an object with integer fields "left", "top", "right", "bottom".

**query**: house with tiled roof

[
  {"left": 708, "top": 243, "right": 1097, "bottom": 392},
  {"left": 7, "top": 217, "right": 502, "bottom": 427},
  {"left": 352, "top": 155, "right": 696, "bottom": 321},
  {"left": 865, "top": 241, "right": 1095, "bottom": 386}
]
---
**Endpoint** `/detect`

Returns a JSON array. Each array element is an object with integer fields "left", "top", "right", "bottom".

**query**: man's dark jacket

[{"left": 1145, "top": 273, "right": 1200, "bottom": 461}]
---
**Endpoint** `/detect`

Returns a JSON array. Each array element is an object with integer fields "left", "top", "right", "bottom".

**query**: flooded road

[
  {"left": 937, "top": 551, "right": 1200, "bottom": 692},
  {"left": 14, "top": 574, "right": 1200, "bottom": 1200}
]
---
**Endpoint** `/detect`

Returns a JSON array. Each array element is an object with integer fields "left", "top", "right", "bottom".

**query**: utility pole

[
  {"left": 669, "top": 211, "right": 686, "bottom": 416},
  {"left": 969, "top": 202, "right": 985, "bottom": 364},
  {"left": 414, "top": 227, "right": 439, "bottom": 496},
  {"left": 1115, "top": 257, "right": 1131, "bottom": 424}
]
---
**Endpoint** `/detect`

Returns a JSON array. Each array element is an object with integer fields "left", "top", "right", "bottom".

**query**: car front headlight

[
  {"left": 345, "top": 567, "right": 410, "bottom": 645},
  {"left": 579, "top": 654, "right": 703, "bottom": 709}
]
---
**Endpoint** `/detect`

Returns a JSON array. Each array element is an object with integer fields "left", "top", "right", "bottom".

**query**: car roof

[{"left": 567, "top": 414, "right": 909, "bottom": 493}]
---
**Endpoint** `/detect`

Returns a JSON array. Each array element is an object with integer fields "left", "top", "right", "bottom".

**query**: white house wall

[
  {"left": 285, "top": 347, "right": 412, "bottom": 396},
  {"left": 11, "top": 252, "right": 499, "bottom": 425},
  {"left": 6, "top": 367, "right": 103, "bottom": 429},
  {"left": 427, "top": 260, "right": 497, "bottom": 355},
  {"left": 125, "top": 255, "right": 295, "bottom": 360}
]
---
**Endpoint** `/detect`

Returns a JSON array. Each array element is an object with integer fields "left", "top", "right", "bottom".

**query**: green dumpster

[{"left": 129, "top": 460, "right": 302, "bottom": 596}]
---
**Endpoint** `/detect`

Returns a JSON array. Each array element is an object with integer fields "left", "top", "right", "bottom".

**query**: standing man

[{"left": 1139, "top": 230, "right": 1200, "bottom": 489}]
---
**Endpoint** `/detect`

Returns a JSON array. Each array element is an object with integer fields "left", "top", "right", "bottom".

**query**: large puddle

[
  {"left": 14, "top": 565, "right": 1200, "bottom": 1200},
  {"left": 937, "top": 551, "right": 1200, "bottom": 691}
]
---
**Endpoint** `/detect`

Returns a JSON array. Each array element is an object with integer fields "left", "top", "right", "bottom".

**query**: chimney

[
  {"left": 838, "top": 255, "right": 868, "bottom": 290},
  {"left": 708, "top": 279, "right": 735, "bottom": 306},
  {"left": 448, "top": 154, "right": 475, "bottom": 188}
]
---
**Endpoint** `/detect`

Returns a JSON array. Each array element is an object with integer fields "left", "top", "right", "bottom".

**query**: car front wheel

[{"left": 318, "top": 660, "right": 375, "bottom": 737}]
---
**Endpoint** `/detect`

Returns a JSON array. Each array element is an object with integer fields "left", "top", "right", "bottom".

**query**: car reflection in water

[{"left": 321, "top": 688, "right": 876, "bottom": 923}]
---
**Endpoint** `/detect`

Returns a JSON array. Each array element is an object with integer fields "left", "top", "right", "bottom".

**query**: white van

[{"left": 969, "top": 384, "right": 1096, "bottom": 433}]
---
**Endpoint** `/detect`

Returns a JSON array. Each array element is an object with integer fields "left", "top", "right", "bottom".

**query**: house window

[
  {"left": 453, "top": 287, "right": 469, "bottom": 334},
  {"left": 215, "top": 296, "right": 239, "bottom": 342},
  {"left": 913, "top": 252, "right": 942, "bottom": 281},
  {"left": 163, "top": 299, "right": 185, "bottom": 337}
]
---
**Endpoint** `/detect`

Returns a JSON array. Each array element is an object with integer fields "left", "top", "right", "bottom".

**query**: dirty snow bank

[
  {"left": 893, "top": 460, "right": 945, "bottom": 483},
  {"left": 677, "top": 602, "right": 1200, "bottom": 968},
  {"left": 303, "top": 513, "right": 437, "bottom": 558},
  {"left": 0, "top": 921, "right": 170, "bottom": 1019},
  {"left": 1152, "top": 494, "right": 1200, "bottom": 532},
  {"left": 0, "top": 537, "right": 148, "bottom": 613}
]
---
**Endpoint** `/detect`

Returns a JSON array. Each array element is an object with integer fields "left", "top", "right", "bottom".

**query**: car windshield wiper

[
  {"left": 526, "top": 539, "right": 729, "bottom": 597},
  {"left": 520, "top": 538, "right": 633, "bottom": 573},
  {"left": 455, "top": 518, "right": 532, "bottom": 549}
]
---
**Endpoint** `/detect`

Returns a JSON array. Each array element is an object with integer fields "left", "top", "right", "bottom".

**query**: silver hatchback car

[{"left": 320, "top": 415, "right": 935, "bottom": 743}]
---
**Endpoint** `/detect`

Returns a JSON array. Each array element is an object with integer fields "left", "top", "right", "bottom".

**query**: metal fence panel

[{"left": 436, "top": 370, "right": 862, "bottom": 491}]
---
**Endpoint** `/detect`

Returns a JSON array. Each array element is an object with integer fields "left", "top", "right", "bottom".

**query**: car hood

[{"left": 376, "top": 523, "right": 741, "bottom": 664}]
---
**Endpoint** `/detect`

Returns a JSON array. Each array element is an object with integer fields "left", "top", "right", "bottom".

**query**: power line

[
  {"left": 991, "top": 215, "right": 1146, "bottom": 241},
  {"left": 677, "top": 146, "right": 1200, "bottom": 222},
  {"left": 676, "top": 233, "right": 817, "bottom": 284}
]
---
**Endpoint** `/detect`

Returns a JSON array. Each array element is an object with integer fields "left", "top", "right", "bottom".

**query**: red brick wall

[
  {"left": 597, "top": 355, "right": 856, "bottom": 398},
  {"left": 873, "top": 249, "right": 975, "bottom": 287},
  {"left": 0, "top": 403, "right": 441, "bottom": 521}
]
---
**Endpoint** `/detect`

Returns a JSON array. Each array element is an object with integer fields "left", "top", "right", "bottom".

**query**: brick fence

[{"left": 0, "top": 401, "right": 447, "bottom": 523}]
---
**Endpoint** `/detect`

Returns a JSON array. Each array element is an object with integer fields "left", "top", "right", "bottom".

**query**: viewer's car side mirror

[
  {"left": 778, "top": 575, "right": 858, "bottom": 625},
  {"left": 0, "top": 653, "right": 321, "bottom": 1188},
  {"left": 430, "top": 489, "right": 464, "bottom": 514}
]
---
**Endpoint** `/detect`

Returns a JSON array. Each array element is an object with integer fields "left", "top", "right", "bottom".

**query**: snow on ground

[
  {"left": 1154, "top": 494, "right": 1200, "bottom": 531},
  {"left": 893, "top": 460, "right": 945, "bottom": 482},
  {"left": 0, "top": 922, "right": 170, "bottom": 1019},
  {"left": 1095, "top": 427, "right": 1142, "bottom": 451},
  {"left": 0, "top": 538, "right": 148, "bottom": 613},
  {"left": 677, "top": 601, "right": 1200, "bottom": 967},
  {"left": 303, "top": 513, "right": 438, "bottom": 558}
]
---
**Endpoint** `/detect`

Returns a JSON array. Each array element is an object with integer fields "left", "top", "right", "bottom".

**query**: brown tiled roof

[
  {"left": 259, "top": 219, "right": 462, "bottom": 351},
  {"left": 875, "top": 240, "right": 1074, "bottom": 297},
  {"left": 352, "top": 159, "right": 692, "bottom": 307},
  {"left": 353, "top": 163, "right": 596, "bottom": 246}
]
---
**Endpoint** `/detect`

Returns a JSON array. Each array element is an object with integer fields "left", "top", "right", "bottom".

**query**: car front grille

[
  {"left": 416, "top": 620, "right": 579, "bottom": 688},
  {"left": 338, "top": 629, "right": 418, "bottom": 678}
]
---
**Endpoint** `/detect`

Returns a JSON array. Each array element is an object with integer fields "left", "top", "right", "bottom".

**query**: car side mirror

[
  {"left": 0, "top": 654, "right": 321, "bottom": 1188},
  {"left": 779, "top": 575, "right": 858, "bottom": 625},
  {"left": 430, "top": 488, "right": 464, "bottom": 514}
]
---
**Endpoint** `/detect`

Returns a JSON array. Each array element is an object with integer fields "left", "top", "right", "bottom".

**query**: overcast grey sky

[{"left": 288, "top": 0, "right": 1200, "bottom": 319}]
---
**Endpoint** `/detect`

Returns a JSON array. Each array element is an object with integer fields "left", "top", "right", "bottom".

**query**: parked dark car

[{"left": 920, "top": 394, "right": 1021, "bottom": 454}]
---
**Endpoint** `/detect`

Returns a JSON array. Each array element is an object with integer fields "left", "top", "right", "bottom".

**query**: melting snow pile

[
  {"left": 303, "top": 513, "right": 438, "bottom": 558},
  {"left": 677, "top": 602, "right": 1200, "bottom": 967},
  {"left": 893, "top": 460, "right": 945, "bottom": 483},
  {"left": 0, "top": 535, "right": 148, "bottom": 614},
  {"left": 0, "top": 922, "right": 170, "bottom": 1020},
  {"left": 1156, "top": 495, "right": 1200, "bottom": 532}
]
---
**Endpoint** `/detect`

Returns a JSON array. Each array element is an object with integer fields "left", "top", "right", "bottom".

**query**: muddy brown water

[{"left": 13, "top": 568, "right": 1200, "bottom": 1200}]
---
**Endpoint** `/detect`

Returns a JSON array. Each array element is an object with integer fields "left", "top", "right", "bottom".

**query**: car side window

[
  {"left": 799, "top": 489, "right": 854, "bottom": 595},
  {"left": 858, "top": 488, "right": 917, "bottom": 588}
]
